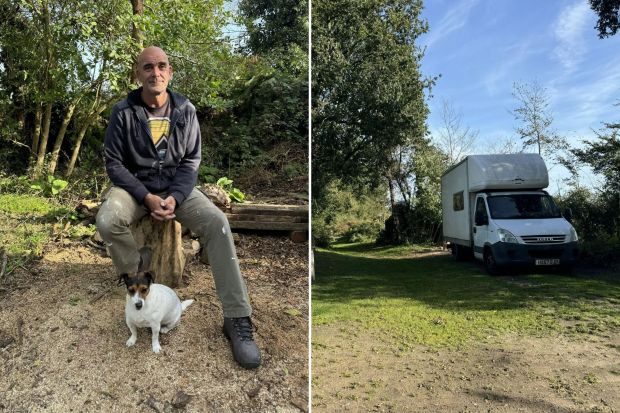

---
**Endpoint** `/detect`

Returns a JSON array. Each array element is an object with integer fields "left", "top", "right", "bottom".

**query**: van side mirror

[{"left": 563, "top": 208, "right": 573, "bottom": 222}]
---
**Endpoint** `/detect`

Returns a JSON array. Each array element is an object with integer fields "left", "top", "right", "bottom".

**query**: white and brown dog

[{"left": 120, "top": 268, "right": 193, "bottom": 353}]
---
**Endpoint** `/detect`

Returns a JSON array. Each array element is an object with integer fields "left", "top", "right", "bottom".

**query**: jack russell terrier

[{"left": 120, "top": 265, "right": 194, "bottom": 353}]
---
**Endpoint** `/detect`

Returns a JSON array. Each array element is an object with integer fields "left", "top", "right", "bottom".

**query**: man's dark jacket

[{"left": 104, "top": 88, "right": 200, "bottom": 206}]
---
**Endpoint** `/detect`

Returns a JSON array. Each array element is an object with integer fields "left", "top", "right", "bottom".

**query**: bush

[
  {"left": 556, "top": 186, "right": 620, "bottom": 268},
  {"left": 579, "top": 235, "right": 620, "bottom": 269},
  {"left": 312, "top": 181, "right": 388, "bottom": 247}
]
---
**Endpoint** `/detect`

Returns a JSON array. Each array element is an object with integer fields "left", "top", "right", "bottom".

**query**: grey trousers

[{"left": 96, "top": 186, "right": 252, "bottom": 318}]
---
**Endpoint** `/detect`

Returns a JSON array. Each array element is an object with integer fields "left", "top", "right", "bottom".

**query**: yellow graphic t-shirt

[
  {"left": 148, "top": 118, "right": 170, "bottom": 146},
  {"left": 144, "top": 96, "right": 171, "bottom": 162}
]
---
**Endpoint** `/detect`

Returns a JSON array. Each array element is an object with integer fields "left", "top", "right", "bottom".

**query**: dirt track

[
  {"left": 0, "top": 234, "right": 309, "bottom": 412},
  {"left": 312, "top": 324, "right": 620, "bottom": 413}
]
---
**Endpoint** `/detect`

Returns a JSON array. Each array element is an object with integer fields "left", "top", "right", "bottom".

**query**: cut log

[
  {"left": 225, "top": 221, "right": 308, "bottom": 231},
  {"left": 231, "top": 203, "right": 308, "bottom": 216},
  {"left": 130, "top": 217, "right": 185, "bottom": 288},
  {"left": 226, "top": 214, "right": 307, "bottom": 223}
]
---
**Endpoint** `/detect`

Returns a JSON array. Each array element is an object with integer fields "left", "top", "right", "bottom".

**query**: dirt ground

[
  {"left": 0, "top": 233, "right": 309, "bottom": 412},
  {"left": 312, "top": 323, "right": 620, "bottom": 413}
]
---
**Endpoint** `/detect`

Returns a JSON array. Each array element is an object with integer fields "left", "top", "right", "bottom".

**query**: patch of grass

[
  {"left": 313, "top": 243, "right": 620, "bottom": 347},
  {"left": 0, "top": 194, "right": 68, "bottom": 274},
  {"left": 583, "top": 373, "right": 600, "bottom": 384},
  {"left": 0, "top": 194, "right": 64, "bottom": 216},
  {"left": 331, "top": 242, "right": 441, "bottom": 258}
]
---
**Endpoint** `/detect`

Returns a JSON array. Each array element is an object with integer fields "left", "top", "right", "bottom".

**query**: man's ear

[{"left": 144, "top": 271, "right": 154, "bottom": 285}]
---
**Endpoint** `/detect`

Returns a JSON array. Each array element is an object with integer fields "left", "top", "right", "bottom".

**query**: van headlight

[
  {"left": 497, "top": 228, "right": 518, "bottom": 243},
  {"left": 569, "top": 227, "right": 579, "bottom": 242}
]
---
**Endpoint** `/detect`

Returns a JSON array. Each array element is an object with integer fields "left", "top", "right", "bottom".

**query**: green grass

[
  {"left": 0, "top": 194, "right": 65, "bottom": 216},
  {"left": 313, "top": 242, "right": 620, "bottom": 347},
  {"left": 0, "top": 194, "right": 67, "bottom": 273}
]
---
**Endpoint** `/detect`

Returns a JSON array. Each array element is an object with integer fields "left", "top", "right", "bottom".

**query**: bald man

[{"left": 96, "top": 46, "right": 260, "bottom": 369}]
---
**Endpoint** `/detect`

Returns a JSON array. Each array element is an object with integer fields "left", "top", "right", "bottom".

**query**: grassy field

[{"left": 313, "top": 242, "right": 620, "bottom": 348}]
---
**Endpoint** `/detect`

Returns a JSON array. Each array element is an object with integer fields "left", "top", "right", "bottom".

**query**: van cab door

[{"left": 473, "top": 195, "right": 489, "bottom": 260}]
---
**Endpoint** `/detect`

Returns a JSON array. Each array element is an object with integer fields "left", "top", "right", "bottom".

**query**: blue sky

[{"left": 419, "top": 0, "right": 620, "bottom": 193}]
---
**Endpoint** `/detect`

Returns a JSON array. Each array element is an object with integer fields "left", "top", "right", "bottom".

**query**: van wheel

[
  {"left": 484, "top": 248, "right": 500, "bottom": 276},
  {"left": 452, "top": 244, "right": 463, "bottom": 261}
]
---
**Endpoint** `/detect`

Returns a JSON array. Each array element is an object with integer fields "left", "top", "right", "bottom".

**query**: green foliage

[
  {"left": 30, "top": 175, "right": 69, "bottom": 196},
  {"left": 203, "top": 61, "right": 308, "bottom": 189},
  {"left": 0, "top": 0, "right": 306, "bottom": 196},
  {"left": 216, "top": 177, "right": 245, "bottom": 203},
  {"left": 312, "top": 0, "right": 433, "bottom": 194},
  {"left": 379, "top": 142, "right": 446, "bottom": 245},
  {"left": 239, "top": 0, "right": 308, "bottom": 65},
  {"left": 0, "top": 173, "right": 32, "bottom": 195},
  {"left": 312, "top": 181, "right": 389, "bottom": 247},
  {"left": 68, "top": 224, "right": 97, "bottom": 239},
  {"left": 590, "top": 0, "right": 620, "bottom": 38},
  {"left": 556, "top": 124, "right": 620, "bottom": 267},
  {"left": 0, "top": 194, "right": 62, "bottom": 216},
  {"left": 0, "top": 194, "right": 61, "bottom": 274},
  {"left": 556, "top": 185, "right": 620, "bottom": 268}
]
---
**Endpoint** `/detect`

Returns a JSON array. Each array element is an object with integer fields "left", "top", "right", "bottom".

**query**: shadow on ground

[{"left": 313, "top": 247, "right": 620, "bottom": 314}]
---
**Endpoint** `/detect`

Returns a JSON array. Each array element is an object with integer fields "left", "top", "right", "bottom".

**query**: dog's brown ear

[{"left": 144, "top": 271, "right": 154, "bottom": 285}]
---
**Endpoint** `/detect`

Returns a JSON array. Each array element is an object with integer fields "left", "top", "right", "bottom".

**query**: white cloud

[
  {"left": 424, "top": 0, "right": 480, "bottom": 47},
  {"left": 553, "top": 1, "right": 593, "bottom": 71},
  {"left": 552, "top": 56, "right": 620, "bottom": 128}
]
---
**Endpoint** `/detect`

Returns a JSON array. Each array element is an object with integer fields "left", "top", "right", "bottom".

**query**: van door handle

[{"left": 473, "top": 227, "right": 477, "bottom": 234}]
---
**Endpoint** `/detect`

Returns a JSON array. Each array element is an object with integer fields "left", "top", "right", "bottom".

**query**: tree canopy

[
  {"left": 312, "top": 0, "right": 433, "bottom": 196},
  {"left": 0, "top": 0, "right": 308, "bottom": 194},
  {"left": 590, "top": 0, "right": 620, "bottom": 38}
]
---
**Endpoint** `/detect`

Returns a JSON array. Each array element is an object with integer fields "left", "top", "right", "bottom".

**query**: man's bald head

[
  {"left": 135, "top": 46, "right": 173, "bottom": 103},
  {"left": 137, "top": 46, "right": 169, "bottom": 66}
]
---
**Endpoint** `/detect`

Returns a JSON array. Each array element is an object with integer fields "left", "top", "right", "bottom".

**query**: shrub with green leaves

[
  {"left": 216, "top": 177, "right": 245, "bottom": 203},
  {"left": 312, "top": 181, "right": 389, "bottom": 247},
  {"left": 30, "top": 175, "right": 69, "bottom": 197}
]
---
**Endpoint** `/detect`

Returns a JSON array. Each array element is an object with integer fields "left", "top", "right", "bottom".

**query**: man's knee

[
  {"left": 96, "top": 202, "right": 129, "bottom": 239},
  {"left": 197, "top": 208, "right": 232, "bottom": 240}
]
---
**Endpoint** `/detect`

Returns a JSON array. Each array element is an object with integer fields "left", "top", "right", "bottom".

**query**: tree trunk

[
  {"left": 48, "top": 102, "right": 77, "bottom": 175},
  {"left": 130, "top": 0, "right": 144, "bottom": 84},
  {"left": 129, "top": 217, "right": 185, "bottom": 288},
  {"left": 31, "top": 104, "right": 42, "bottom": 160},
  {"left": 131, "top": 0, "right": 144, "bottom": 46},
  {"left": 34, "top": 103, "right": 52, "bottom": 178},
  {"left": 65, "top": 118, "right": 90, "bottom": 178},
  {"left": 66, "top": 98, "right": 107, "bottom": 177},
  {"left": 387, "top": 176, "right": 396, "bottom": 210}
]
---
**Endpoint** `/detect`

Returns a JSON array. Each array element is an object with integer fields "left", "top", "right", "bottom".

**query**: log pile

[{"left": 226, "top": 203, "right": 308, "bottom": 232}]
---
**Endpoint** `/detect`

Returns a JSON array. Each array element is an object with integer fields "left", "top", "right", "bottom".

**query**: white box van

[{"left": 441, "top": 154, "right": 579, "bottom": 274}]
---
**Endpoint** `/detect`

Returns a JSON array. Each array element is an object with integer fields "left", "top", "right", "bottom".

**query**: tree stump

[{"left": 130, "top": 217, "right": 185, "bottom": 288}]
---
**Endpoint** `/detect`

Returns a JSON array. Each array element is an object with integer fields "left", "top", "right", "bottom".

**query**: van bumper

[{"left": 489, "top": 241, "right": 579, "bottom": 267}]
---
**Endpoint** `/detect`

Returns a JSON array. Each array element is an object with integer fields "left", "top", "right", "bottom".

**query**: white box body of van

[{"left": 441, "top": 154, "right": 579, "bottom": 271}]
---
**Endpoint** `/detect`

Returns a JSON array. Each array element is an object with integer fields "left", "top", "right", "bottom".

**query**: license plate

[{"left": 535, "top": 259, "right": 560, "bottom": 266}]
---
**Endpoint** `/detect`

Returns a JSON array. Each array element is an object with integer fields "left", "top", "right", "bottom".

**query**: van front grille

[{"left": 521, "top": 235, "right": 566, "bottom": 244}]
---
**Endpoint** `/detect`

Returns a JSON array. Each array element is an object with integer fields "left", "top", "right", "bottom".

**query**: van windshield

[{"left": 487, "top": 194, "right": 562, "bottom": 219}]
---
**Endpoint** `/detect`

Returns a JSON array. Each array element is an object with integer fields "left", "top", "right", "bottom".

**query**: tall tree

[
  {"left": 239, "top": 0, "right": 307, "bottom": 58},
  {"left": 590, "top": 0, "right": 620, "bottom": 38},
  {"left": 312, "top": 0, "right": 433, "bottom": 197},
  {"left": 511, "top": 81, "right": 567, "bottom": 160},
  {"left": 434, "top": 99, "right": 478, "bottom": 166}
]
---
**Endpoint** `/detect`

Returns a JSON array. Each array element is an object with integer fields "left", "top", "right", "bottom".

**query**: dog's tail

[{"left": 181, "top": 299, "right": 194, "bottom": 312}]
